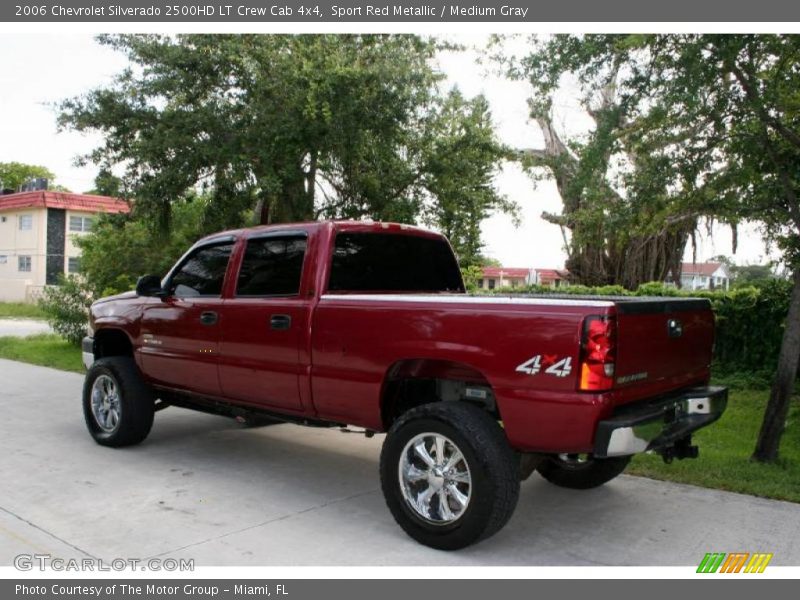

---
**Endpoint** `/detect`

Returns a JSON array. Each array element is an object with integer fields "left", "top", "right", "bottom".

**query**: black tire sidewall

[
  {"left": 380, "top": 403, "right": 519, "bottom": 550},
  {"left": 82, "top": 357, "right": 154, "bottom": 447},
  {"left": 537, "top": 454, "right": 631, "bottom": 490}
]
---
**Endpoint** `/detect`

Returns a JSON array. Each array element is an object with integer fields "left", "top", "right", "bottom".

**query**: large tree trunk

[{"left": 752, "top": 266, "right": 800, "bottom": 462}]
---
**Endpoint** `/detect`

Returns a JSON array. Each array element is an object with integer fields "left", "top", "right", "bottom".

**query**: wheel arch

[
  {"left": 379, "top": 358, "right": 501, "bottom": 429},
  {"left": 92, "top": 327, "right": 135, "bottom": 360}
]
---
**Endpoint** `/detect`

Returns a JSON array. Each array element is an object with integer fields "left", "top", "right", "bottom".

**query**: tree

[
  {"left": 0, "top": 162, "right": 55, "bottom": 191},
  {"left": 502, "top": 35, "right": 800, "bottom": 462},
  {"left": 420, "top": 90, "right": 516, "bottom": 266},
  {"left": 58, "top": 34, "right": 514, "bottom": 254},
  {"left": 495, "top": 37, "right": 706, "bottom": 289}
]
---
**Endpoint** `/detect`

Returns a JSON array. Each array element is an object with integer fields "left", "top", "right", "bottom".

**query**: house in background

[
  {"left": 532, "top": 268, "right": 569, "bottom": 289},
  {"left": 478, "top": 267, "right": 532, "bottom": 290},
  {"left": 674, "top": 262, "right": 731, "bottom": 291},
  {"left": 0, "top": 190, "right": 129, "bottom": 302},
  {"left": 478, "top": 266, "right": 570, "bottom": 290}
]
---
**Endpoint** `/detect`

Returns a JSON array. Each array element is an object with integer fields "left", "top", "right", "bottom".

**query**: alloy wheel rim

[
  {"left": 398, "top": 432, "right": 472, "bottom": 525},
  {"left": 91, "top": 374, "right": 121, "bottom": 433}
]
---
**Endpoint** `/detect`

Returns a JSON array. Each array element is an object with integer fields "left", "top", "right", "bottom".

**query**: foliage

[
  {"left": 37, "top": 276, "right": 94, "bottom": 346},
  {"left": 0, "top": 334, "right": 84, "bottom": 373},
  {"left": 0, "top": 162, "right": 55, "bottom": 191},
  {"left": 420, "top": 90, "right": 516, "bottom": 265},
  {"left": 58, "top": 35, "right": 514, "bottom": 256},
  {"left": 75, "top": 198, "right": 210, "bottom": 297},
  {"left": 460, "top": 265, "right": 484, "bottom": 292}
]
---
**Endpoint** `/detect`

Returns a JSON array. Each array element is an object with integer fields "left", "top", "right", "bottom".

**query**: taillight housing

[{"left": 579, "top": 316, "right": 616, "bottom": 391}]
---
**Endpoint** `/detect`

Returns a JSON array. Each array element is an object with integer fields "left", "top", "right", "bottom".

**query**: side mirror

[{"left": 135, "top": 275, "right": 167, "bottom": 298}]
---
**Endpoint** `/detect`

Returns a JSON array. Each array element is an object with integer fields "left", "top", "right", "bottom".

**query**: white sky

[{"left": 0, "top": 33, "right": 777, "bottom": 269}]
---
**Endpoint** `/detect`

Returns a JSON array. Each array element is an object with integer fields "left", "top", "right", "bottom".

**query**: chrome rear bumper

[{"left": 594, "top": 386, "right": 728, "bottom": 458}]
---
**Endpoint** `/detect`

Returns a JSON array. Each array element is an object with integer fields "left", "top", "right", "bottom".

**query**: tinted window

[
  {"left": 170, "top": 243, "right": 233, "bottom": 297},
  {"left": 236, "top": 236, "right": 307, "bottom": 296},
  {"left": 328, "top": 232, "right": 464, "bottom": 293}
]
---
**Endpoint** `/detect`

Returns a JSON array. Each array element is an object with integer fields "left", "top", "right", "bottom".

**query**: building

[
  {"left": 478, "top": 267, "right": 569, "bottom": 290},
  {"left": 676, "top": 262, "right": 731, "bottom": 291},
  {"left": 478, "top": 267, "right": 532, "bottom": 290},
  {"left": 532, "top": 268, "right": 569, "bottom": 289},
  {"left": 0, "top": 190, "right": 129, "bottom": 302}
]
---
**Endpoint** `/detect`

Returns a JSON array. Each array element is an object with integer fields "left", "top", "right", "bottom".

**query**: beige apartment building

[{"left": 0, "top": 191, "right": 129, "bottom": 302}]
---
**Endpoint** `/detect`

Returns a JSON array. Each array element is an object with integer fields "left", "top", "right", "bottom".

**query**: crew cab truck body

[{"left": 82, "top": 220, "right": 727, "bottom": 549}]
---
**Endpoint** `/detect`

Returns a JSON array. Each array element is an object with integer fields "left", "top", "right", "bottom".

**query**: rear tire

[
  {"left": 380, "top": 402, "right": 520, "bottom": 550},
  {"left": 537, "top": 454, "right": 631, "bottom": 489},
  {"left": 83, "top": 357, "right": 155, "bottom": 447}
]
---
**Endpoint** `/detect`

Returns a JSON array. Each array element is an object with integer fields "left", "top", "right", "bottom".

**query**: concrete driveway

[
  {"left": 0, "top": 318, "right": 51, "bottom": 337},
  {"left": 1, "top": 358, "right": 798, "bottom": 566}
]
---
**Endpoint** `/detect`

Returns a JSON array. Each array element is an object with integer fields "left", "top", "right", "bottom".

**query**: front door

[
  {"left": 140, "top": 241, "right": 234, "bottom": 397},
  {"left": 217, "top": 233, "right": 309, "bottom": 412}
]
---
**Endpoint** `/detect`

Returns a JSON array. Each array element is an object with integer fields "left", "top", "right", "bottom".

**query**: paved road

[
  {"left": 0, "top": 318, "right": 51, "bottom": 337},
  {"left": 1, "top": 358, "right": 798, "bottom": 566}
]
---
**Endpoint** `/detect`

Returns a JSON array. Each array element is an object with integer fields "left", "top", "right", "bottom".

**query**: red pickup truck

[{"left": 81, "top": 220, "right": 727, "bottom": 549}]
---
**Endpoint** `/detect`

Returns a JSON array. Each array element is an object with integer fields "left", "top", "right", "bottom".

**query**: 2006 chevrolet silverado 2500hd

[{"left": 81, "top": 220, "right": 727, "bottom": 550}]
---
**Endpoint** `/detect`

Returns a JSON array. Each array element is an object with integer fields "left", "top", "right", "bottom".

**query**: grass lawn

[
  {"left": 0, "top": 334, "right": 83, "bottom": 373},
  {"left": 0, "top": 332, "right": 796, "bottom": 503},
  {"left": 628, "top": 388, "right": 800, "bottom": 503},
  {"left": 0, "top": 302, "right": 45, "bottom": 319}
]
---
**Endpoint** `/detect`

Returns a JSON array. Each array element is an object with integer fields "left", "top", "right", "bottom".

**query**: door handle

[
  {"left": 200, "top": 311, "right": 218, "bottom": 325},
  {"left": 270, "top": 314, "right": 291, "bottom": 330}
]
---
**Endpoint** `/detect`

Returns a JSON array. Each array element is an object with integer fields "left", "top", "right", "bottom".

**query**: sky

[{"left": 0, "top": 33, "right": 777, "bottom": 270}]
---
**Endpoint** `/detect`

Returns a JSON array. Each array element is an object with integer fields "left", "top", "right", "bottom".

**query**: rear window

[{"left": 328, "top": 232, "right": 464, "bottom": 293}]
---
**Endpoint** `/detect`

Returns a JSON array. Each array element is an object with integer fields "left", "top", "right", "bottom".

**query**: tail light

[{"left": 579, "top": 316, "right": 616, "bottom": 391}]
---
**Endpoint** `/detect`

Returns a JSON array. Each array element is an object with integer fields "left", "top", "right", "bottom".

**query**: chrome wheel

[
  {"left": 398, "top": 433, "right": 471, "bottom": 525},
  {"left": 90, "top": 374, "right": 121, "bottom": 433}
]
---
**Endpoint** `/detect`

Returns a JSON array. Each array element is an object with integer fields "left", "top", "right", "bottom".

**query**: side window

[
  {"left": 169, "top": 243, "right": 233, "bottom": 298},
  {"left": 236, "top": 235, "right": 307, "bottom": 296}
]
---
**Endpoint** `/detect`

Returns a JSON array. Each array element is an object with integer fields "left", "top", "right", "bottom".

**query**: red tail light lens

[{"left": 579, "top": 316, "right": 616, "bottom": 391}]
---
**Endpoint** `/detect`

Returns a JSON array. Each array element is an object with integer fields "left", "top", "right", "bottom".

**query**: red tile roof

[
  {"left": 0, "top": 191, "right": 130, "bottom": 214},
  {"left": 481, "top": 267, "right": 531, "bottom": 279},
  {"left": 681, "top": 262, "right": 723, "bottom": 277},
  {"left": 534, "top": 268, "right": 567, "bottom": 280}
]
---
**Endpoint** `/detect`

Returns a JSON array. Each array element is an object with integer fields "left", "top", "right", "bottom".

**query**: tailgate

[{"left": 613, "top": 298, "right": 715, "bottom": 401}]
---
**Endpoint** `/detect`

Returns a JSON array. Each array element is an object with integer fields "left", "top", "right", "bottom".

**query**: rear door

[
  {"left": 217, "top": 232, "right": 310, "bottom": 413},
  {"left": 139, "top": 240, "right": 234, "bottom": 396}
]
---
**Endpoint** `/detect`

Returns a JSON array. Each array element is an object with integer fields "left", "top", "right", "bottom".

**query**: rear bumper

[
  {"left": 594, "top": 386, "right": 728, "bottom": 458},
  {"left": 82, "top": 336, "right": 94, "bottom": 370}
]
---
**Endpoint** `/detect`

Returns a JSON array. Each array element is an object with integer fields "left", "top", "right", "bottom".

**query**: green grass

[
  {"left": 0, "top": 334, "right": 84, "bottom": 373},
  {"left": 0, "top": 302, "right": 45, "bottom": 319},
  {"left": 629, "top": 388, "right": 800, "bottom": 503}
]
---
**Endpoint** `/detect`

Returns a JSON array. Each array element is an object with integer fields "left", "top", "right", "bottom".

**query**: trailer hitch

[{"left": 659, "top": 436, "right": 699, "bottom": 464}]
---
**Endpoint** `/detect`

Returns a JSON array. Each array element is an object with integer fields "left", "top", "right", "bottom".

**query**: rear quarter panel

[{"left": 310, "top": 295, "right": 615, "bottom": 452}]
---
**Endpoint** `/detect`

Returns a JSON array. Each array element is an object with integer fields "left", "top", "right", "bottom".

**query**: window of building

[
  {"left": 19, "top": 214, "right": 32, "bottom": 231},
  {"left": 236, "top": 235, "right": 307, "bottom": 296},
  {"left": 68, "top": 257, "right": 81, "bottom": 273},
  {"left": 488, "top": 279, "right": 496, "bottom": 290},
  {"left": 0, "top": 255, "right": 7, "bottom": 264},
  {"left": 168, "top": 242, "right": 234, "bottom": 297},
  {"left": 18, "top": 256, "right": 31, "bottom": 272},
  {"left": 69, "top": 215, "right": 94, "bottom": 232}
]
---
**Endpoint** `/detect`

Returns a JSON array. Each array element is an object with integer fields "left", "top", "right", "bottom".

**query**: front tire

[
  {"left": 83, "top": 357, "right": 155, "bottom": 447},
  {"left": 380, "top": 402, "right": 520, "bottom": 550},
  {"left": 537, "top": 454, "right": 631, "bottom": 489}
]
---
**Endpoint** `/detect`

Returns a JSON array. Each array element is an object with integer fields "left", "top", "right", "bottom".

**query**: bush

[{"left": 37, "top": 275, "right": 94, "bottom": 346}]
